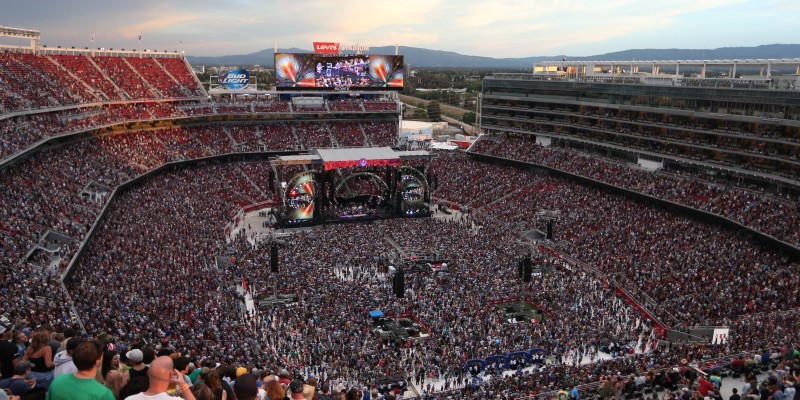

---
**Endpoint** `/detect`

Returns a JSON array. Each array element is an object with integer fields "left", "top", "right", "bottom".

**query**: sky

[{"left": 1, "top": 0, "right": 798, "bottom": 58}]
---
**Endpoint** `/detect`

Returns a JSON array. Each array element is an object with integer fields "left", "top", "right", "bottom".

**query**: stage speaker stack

[
  {"left": 517, "top": 259, "right": 524, "bottom": 279},
  {"left": 393, "top": 268, "right": 405, "bottom": 298},
  {"left": 523, "top": 256, "right": 532, "bottom": 283},
  {"left": 270, "top": 245, "right": 279, "bottom": 273},
  {"left": 546, "top": 221, "right": 554, "bottom": 240},
  {"left": 268, "top": 170, "right": 275, "bottom": 192}
]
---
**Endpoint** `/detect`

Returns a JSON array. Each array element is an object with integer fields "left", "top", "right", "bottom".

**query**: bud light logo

[{"left": 218, "top": 69, "right": 250, "bottom": 90}]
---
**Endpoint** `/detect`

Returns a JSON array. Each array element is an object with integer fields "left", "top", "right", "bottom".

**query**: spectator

[
  {"left": 0, "top": 361, "right": 32, "bottom": 397},
  {"left": 265, "top": 380, "right": 286, "bottom": 400},
  {"left": 123, "top": 349, "right": 148, "bottom": 386},
  {"left": 234, "top": 374, "right": 259, "bottom": 400},
  {"left": 21, "top": 331, "right": 54, "bottom": 389},
  {"left": 100, "top": 350, "right": 124, "bottom": 397},
  {"left": 123, "top": 356, "right": 195, "bottom": 400},
  {"left": 46, "top": 341, "right": 114, "bottom": 400},
  {"left": 53, "top": 337, "right": 82, "bottom": 378},
  {"left": 0, "top": 324, "right": 19, "bottom": 380}
]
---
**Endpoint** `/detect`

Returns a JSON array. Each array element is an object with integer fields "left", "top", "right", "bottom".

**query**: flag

[
  {"left": 138, "top": 34, "right": 142, "bottom": 43},
  {"left": 91, "top": 34, "right": 95, "bottom": 42}
]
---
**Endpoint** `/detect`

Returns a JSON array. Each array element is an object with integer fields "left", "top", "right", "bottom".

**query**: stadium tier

[
  {"left": 480, "top": 73, "right": 800, "bottom": 183},
  {"left": 2, "top": 49, "right": 800, "bottom": 400}
]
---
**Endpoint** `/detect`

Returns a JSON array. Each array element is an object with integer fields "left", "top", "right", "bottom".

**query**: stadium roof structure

[
  {"left": 533, "top": 58, "right": 800, "bottom": 78},
  {"left": 272, "top": 147, "right": 429, "bottom": 169}
]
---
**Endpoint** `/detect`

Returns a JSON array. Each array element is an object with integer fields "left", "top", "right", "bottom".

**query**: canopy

[
  {"left": 368, "top": 310, "right": 384, "bottom": 318},
  {"left": 314, "top": 147, "right": 401, "bottom": 170}
]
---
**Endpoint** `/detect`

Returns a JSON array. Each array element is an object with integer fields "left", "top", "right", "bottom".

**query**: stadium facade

[{"left": 480, "top": 65, "right": 800, "bottom": 195}]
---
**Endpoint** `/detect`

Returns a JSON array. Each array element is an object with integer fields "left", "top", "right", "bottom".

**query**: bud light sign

[{"left": 218, "top": 68, "right": 250, "bottom": 90}]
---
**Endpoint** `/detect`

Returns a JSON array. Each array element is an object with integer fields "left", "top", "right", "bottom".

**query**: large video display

[
  {"left": 275, "top": 53, "right": 404, "bottom": 91},
  {"left": 283, "top": 172, "right": 316, "bottom": 221}
]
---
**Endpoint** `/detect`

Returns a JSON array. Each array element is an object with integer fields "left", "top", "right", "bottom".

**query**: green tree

[
  {"left": 461, "top": 111, "right": 476, "bottom": 125},
  {"left": 412, "top": 107, "right": 427, "bottom": 120},
  {"left": 426, "top": 101, "right": 441, "bottom": 121}
]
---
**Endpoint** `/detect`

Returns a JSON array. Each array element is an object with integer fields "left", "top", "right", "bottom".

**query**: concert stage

[{"left": 270, "top": 147, "right": 433, "bottom": 227}]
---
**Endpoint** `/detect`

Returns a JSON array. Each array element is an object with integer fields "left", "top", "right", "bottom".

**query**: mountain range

[{"left": 187, "top": 44, "right": 800, "bottom": 68}]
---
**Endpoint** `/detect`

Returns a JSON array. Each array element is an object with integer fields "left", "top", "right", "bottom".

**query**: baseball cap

[
  {"left": 126, "top": 349, "right": 144, "bottom": 363},
  {"left": 0, "top": 324, "right": 8, "bottom": 335},
  {"left": 289, "top": 379, "right": 305, "bottom": 394},
  {"left": 234, "top": 374, "right": 259, "bottom": 400},
  {"left": 236, "top": 367, "right": 248, "bottom": 377}
]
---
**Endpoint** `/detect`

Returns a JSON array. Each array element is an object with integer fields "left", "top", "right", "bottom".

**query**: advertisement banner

[{"left": 218, "top": 68, "right": 250, "bottom": 90}]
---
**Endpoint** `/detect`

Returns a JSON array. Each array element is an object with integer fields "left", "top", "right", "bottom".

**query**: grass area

[{"left": 399, "top": 94, "right": 468, "bottom": 120}]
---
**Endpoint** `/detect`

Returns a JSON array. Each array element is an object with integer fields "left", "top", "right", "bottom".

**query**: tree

[
  {"left": 426, "top": 101, "right": 441, "bottom": 121},
  {"left": 412, "top": 107, "right": 427, "bottom": 120},
  {"left": 461, "top": 111, "right": 476, "bottom": 125}
]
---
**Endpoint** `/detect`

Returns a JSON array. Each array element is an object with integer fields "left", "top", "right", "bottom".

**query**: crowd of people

[
  {"left": 2, "top": 145, "right": 798, "bottom": 399},
  {"left": 432, "top": 151, "right": 800, "bottom": 326},
  {"left": 0, "top": 102, "right": 400, "bottom": 162},
  {"left": 1, "top": 67, "right": 799, "bottom": 398},
  {"left": 469, "top": 135, "right": 800, "bottom": 247}
]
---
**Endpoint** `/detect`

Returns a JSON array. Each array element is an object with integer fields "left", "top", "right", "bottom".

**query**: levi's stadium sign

[
  {"left": 313, "top": 42, "right": 339, "bottom": 54},
  {"left": 313, "top": 41, "right": 369, "bottom": 54},
  {"left": 218, "top": 68, "right": 250, "bottom": 90}
]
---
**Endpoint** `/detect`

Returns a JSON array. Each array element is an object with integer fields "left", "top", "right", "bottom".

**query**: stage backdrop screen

[{"left": 275, "top": 53, "right": 404, "bottom": 91}]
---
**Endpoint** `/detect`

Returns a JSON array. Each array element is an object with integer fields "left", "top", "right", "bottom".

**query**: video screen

[
  {"left": 399, "top": 168, "right": 427, "bottom": 215},
  {"left": 283, "top": 172, "right": 316, "bottom": 221},
  {"left": 275, "top": 53, "right": 404, "bottom": 91}
]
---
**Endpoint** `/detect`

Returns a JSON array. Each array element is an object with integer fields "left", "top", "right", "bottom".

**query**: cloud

[{"left": 1, "top": 0, "right": 792, "bottom": 57}]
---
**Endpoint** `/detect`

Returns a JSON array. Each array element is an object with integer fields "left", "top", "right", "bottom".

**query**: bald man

[{"left": 124, "top": 356, "right": 196, "bottom": 400}]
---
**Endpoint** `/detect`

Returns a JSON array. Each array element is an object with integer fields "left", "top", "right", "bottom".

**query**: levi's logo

[{"left": 313, "top": 42, "right": 339, "bottom": 53}]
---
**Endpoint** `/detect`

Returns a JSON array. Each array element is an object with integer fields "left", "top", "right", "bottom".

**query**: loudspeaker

[
  {"left": 270, "top": 245, "right": 279, "bottom": 272},
  {"left": 546, "top": 221, "right": 554, "bottom": 240},
  {"left": 523, "top": 256, "right": 532, "bottom": 283},
  {"left": 394, "top": 269, "right": 405, "bottom": 298},
  {"left": 268, "top": 170, "right": 275, "bottom": 192},
  {"left": 517, "top": 259, "right": 523, "bottom": 279}
]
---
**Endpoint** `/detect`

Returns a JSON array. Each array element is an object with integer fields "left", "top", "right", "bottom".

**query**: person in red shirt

[{"left": 698, "top": 375, "right": 715, "bottom": 397}]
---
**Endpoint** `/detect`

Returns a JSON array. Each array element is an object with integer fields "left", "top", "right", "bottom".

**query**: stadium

[{"left": 0, "top": 25, "right": 799, "bottom": 400}]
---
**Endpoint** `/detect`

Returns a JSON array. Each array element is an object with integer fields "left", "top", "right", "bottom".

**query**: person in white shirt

[{"left": 124, "top": 356, "right": 196, "bottom": 400}]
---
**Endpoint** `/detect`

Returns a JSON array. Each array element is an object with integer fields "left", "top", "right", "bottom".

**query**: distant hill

[{"left": 187, "top": 44, "right": 800, "bottom": 68}]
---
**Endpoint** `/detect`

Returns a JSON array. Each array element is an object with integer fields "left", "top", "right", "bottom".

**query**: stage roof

[
  {"left": 396, "top": 150, "right": 430, "bottom": 159},
  {"left": 273, "top": 148, "right": 429, "bottom": 169},
  {"left": 314, "top": 147, "right": 401, "bottom": 170},
  {"left": 313, "top": 147, "right": 398, "bottom": 162},
  {"left": 271, "top": 154, "right": 321, "bottom": 166}
]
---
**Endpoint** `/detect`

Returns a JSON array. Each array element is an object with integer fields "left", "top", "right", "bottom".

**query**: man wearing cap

[
  {"left": 53, "top": 337, "right": 82, "bottom": 378},
  {"left": 124, "top": 356, "right": 196, "bottom": 400},
  {"left": 0, "top": 324, "right": 20, "bottom": 380},
  {"left": 123, "top": 349, "right": 148, "bottom": 386},
  {"left": 234, "top": 374, "right": 259, "bottom": 400},
  {"left": 46, "top": 341, "right": 115, "bottom": 400},
  {"left": 0, "top": 361, "right": 32, "bottom": 396},
  {"left": 289, "top": 379, "right": 306, "bottom": 399}
]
